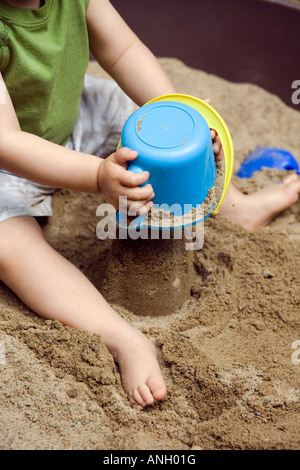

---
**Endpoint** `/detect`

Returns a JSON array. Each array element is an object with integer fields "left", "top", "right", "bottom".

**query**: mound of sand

[{"left": 0, "top": 58, "right": 299, "bottom": 450}]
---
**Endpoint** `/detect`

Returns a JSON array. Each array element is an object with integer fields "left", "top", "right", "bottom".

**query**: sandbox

[
  {"left": 1, "top": 0, "right": 299, "bottom": 452},
  {"left": 1, "top": 56, "right": 299, "bottom": 450}
]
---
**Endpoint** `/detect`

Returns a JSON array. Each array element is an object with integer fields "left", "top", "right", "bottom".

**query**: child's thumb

[{"left": 113, "top": 147, "right": 138, "bottom": 166}]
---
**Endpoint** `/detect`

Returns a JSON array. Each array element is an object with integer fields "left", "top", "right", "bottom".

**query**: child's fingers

[
  {"left": 120, "top": 168, "right": 150, "bottom": 187},
  {"left": 213, "top": 141, "right": 222, "bottom": 155},
  {"left": 112, "top": 147, "right": 138, "bottom": 166},
  {"left": 203, "top": 100, "right": 223, "bottom": 162},
  {"left": 214, "top": 141, "right": 222, "bottom": 162},
  {"left": 215, "top": 152, "right": 222, "bottom": 163},
  {"left": 137, "top": 200, "right": 154, "bottom": 215},
  {"left": 123, "top": 184, "right": 154, "bottom": 202},
  {"left": 128, "top": 200, "right": 154, "bottom": 216},
  {"left": 210, "top": 130, "right": 222, "bottom": 161}
]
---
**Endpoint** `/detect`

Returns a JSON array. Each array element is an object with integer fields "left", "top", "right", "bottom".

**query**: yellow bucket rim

[{"left": 146, "top": 93, "right": 234, "bottom": 214}]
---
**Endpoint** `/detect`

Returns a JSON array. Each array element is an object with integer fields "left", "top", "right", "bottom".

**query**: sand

[
  {"left": 0, "top": 58, "right": 299, "bottom": 450},
  {"left": 142, "top": 159, "right": 225, "bottom": 229}
]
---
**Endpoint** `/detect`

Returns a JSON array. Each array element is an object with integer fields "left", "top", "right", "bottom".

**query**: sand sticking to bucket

[{"left": 145, "top": 159, "right": 225, "bottom": 228}]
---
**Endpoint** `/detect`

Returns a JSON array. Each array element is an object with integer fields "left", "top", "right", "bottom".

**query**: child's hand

[
  {"left": 204, "top": 98, "right": 222, "bottom": 162},
  {"left": 97, "top": 147, "right": 154, "bottom": 215},
  {"left": 211, "top": 129, "right": 222, "bottom": 162}
]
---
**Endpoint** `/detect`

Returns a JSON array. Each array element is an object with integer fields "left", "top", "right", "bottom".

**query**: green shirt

[{"left": 0, "top": 0, "right": 90, "bottom": 146}]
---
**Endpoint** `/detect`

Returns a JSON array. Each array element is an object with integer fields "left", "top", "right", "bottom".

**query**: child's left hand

[
  {"left": 204, "top": 98, "right": 222, "bottom": 162},
  {"left": 211, "top": 129, "right": 222, "bottom": 162}
]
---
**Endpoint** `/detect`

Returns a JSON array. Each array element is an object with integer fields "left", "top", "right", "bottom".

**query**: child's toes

[
  {"left": 147, "top": 375, "right": 167, "bottom": 400},
  {"left": 137, "top": 384, "right": 155, "bottom": 406},
  {"left": 152, "top": 385, "right": 167, "bottom": 400},
  {"left": 282, "top": 176, "right": 300, "bottom": 203},
  {"left": 132, "top": 389, "right": 146, "bottom": 408},
  {"left": 282, "top": 174, "right": 298, "bottom": 186}
]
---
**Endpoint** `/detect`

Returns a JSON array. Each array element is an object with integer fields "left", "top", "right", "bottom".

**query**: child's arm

[
  {"left": 0, "top": 73, "right": 153, "bottom": 211},
  {"left": 86, "top": 0, "right": 176, "bottom": 106},
  {"left": 0, "top": 73, "right": 101, "bottom": 192},
  {"left": 86, "top": 1, "right": 222, "bottom": 159}
]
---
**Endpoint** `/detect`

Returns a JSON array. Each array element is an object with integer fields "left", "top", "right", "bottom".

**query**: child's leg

[
  {"left": 0, "top": 216, "right": 166, "bottom": 408},
  {"left": 218, "top": 175, "right": 300, "bottom": 231}
]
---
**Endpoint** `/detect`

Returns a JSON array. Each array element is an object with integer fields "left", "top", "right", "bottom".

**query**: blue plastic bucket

[{"left": 120, "top": 101, "right": 216, "bottom": 217}]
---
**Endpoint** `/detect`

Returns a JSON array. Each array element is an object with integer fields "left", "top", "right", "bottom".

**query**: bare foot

[
  {"left": 218, "top": 175, "right": 300, "bottom": 231},
  {"left": 111, "top": 328, "right": 167, "bottom": 409}
]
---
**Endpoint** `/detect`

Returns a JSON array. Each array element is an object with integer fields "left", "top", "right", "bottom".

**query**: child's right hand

[{"left": 97, "top": 147, "right": 154, "bottom": 215}]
